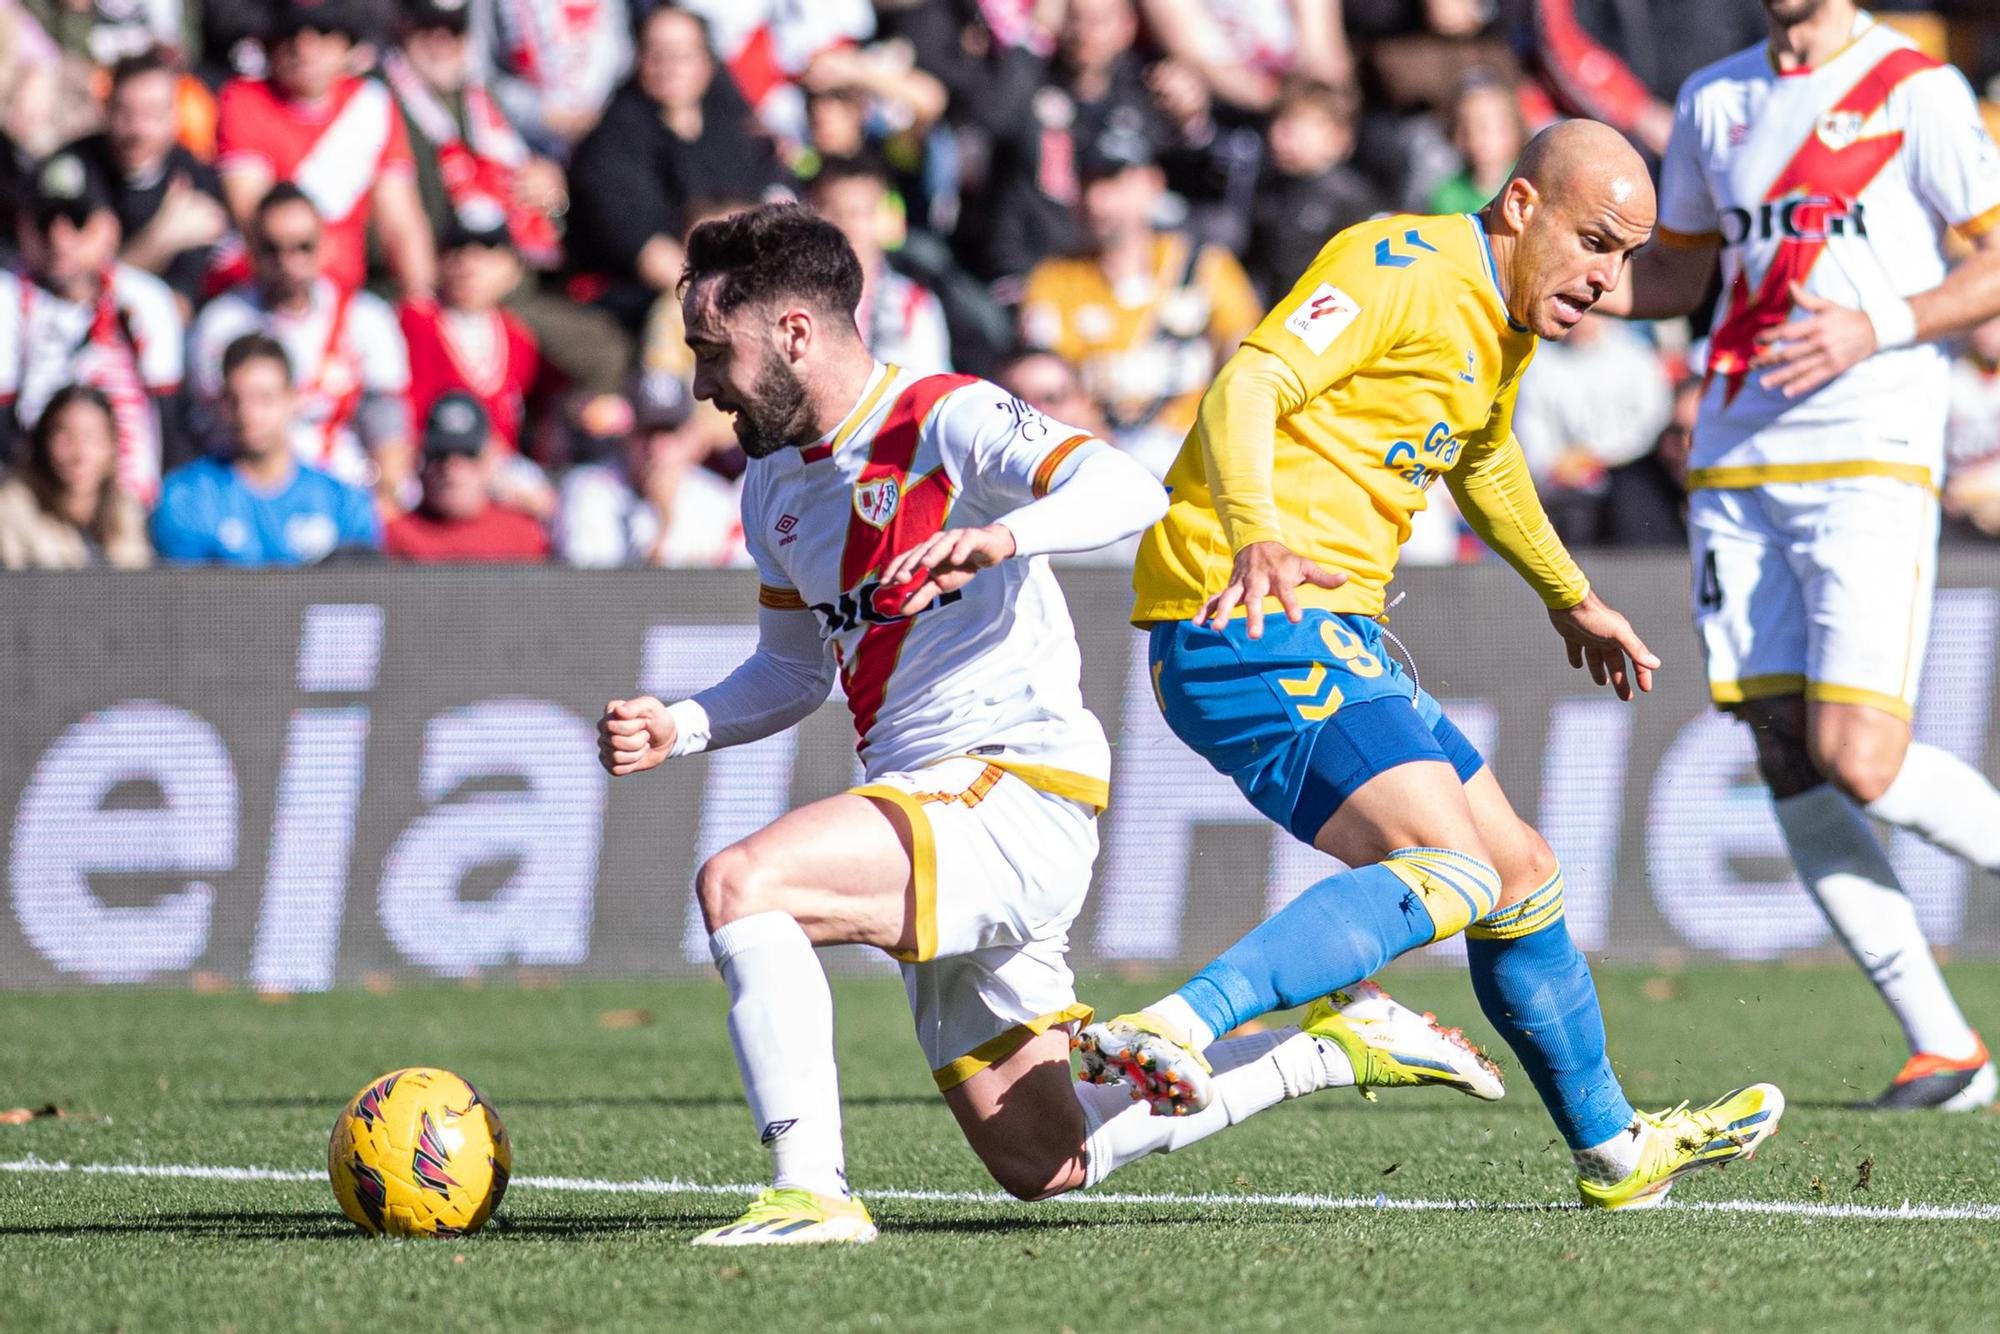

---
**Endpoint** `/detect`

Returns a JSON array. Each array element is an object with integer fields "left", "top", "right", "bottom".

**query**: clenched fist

[{"left": 598, "top": 696, "right": 676, "bottom": 775}]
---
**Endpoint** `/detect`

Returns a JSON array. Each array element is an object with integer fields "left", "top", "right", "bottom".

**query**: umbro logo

[
  {"left": 776, "top": 513, "right": 800, "bottom": 547},
  {"left": 759, "top": 1118, "right": 797, "bottom": 1144}
]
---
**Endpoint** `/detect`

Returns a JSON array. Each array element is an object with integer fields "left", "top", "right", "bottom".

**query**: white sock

[
  {"left": 1077, "top": 1027, "right": 1353, "bottom": 1188},
  {"left": 709, "top": 911, "right": 850, "bottom": 1198},
  {"left": 1866, "top": 741, "right": 2000, "bottom": 872},
  {"left": 1773, "top": 786, "right": 1980, "bottom": 1060},
  {"left": 1145, "top": 993, "right": 1218, "bottom": 1051},
  {"left": 1574, "top": 1120, "right": 1646, "bottom": 1185}
]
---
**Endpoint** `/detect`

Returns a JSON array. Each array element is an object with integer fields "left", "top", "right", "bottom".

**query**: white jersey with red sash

[
  {"left": 0, "top": 264, "right": 182, "bottom": 503},
  {"left": 1658, "top": 14, "right": 2000, "bottom": 483},
  {"left": 740, "top": 362, "right": 1109, "bottom": 800},
  {"left": 191, "top": 279, "right": 409, "bottom": 485}
]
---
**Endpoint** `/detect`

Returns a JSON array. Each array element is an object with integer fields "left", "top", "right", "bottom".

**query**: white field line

[{"left": 5, "top": 1155, "right": 2000, "bottom": 1223}]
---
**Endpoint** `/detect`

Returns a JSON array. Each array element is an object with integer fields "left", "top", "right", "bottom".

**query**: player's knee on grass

[
  {"left": 944, "top": 1038, "right": 1089, "bottom": 1201},
  {"left": 695, "top": 843, "right": 783, "bottom": 932},
  {"left": 975, "top": 1132, "right": 1086, "bottom": 1201}
]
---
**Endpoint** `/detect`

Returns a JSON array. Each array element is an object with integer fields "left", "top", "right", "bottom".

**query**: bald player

[{"left": 1079, "top": 121, "right": 1787, "bottom": 1210}]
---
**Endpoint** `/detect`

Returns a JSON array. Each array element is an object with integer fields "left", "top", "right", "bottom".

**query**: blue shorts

[{"left": 1148, "top": 610, "right": 1485, "bottom": 845}]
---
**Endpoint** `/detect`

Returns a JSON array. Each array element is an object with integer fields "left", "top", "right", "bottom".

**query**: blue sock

[
  {"left": 1176, "top": 862, "right": 1443, "bottom": 1041},
  {"left": 1464, "top": 871, "right": 1634, "bottom": 1150}
]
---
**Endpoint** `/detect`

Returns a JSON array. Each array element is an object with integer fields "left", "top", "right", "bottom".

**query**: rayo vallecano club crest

[
  {"left": 1816, "top": 110, "right": 1865, "bottom": 152},
  {"left": 853, "top": 476, "right": 901, "bottom": 528}
]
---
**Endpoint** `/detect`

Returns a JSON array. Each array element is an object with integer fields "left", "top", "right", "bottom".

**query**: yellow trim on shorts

[
  {"left": 851, "top": 784, "right": 939, "bottom": 963},
  {"left": 1807, "top": 682, "right": 1914, "bottom": 721},
  {"left": 952, "top": 757, "right": 1111, "bottom": 811},
  {"left": 1709, "top": 673, "right": 1808, "bottom": 705},
  {"left": 1958, "top": 201, "right": 2000, "bottom": 241},
  {"left": 1686, "top": 461, "right": 1937, "bottom": 493},
  {"left": 931, "top": 1002, "right": 1096, "bottom": 1092}
]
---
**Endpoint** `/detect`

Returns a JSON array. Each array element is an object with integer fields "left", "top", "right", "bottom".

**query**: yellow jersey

[{"left": 1131, "top": 212, "right": 1588, "bottom": 623}]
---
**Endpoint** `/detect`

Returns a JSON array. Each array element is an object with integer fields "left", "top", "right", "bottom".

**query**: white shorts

[
  {"left": 852, "top": 757, "right": 1100, "bottom": 1090},
  {"left": 1688, "top": 477, "right": 1938, "bottom": 719}
]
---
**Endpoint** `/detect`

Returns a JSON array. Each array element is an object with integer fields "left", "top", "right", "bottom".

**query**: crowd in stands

[{"left": 0, "top": 0, "right": 1997, "bottom": 570}]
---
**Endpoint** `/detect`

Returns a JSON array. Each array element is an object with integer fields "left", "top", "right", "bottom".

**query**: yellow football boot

[
  {"left": 1302, "top": 981, "right": 1505, "bottom": 1102},
  {"left": 1578, "top": 1083, "right": 1786, "bottom": 1211},
  {"left": 690, "top": 1187, "right": 878, "bottom": 1246},
  {"left": 1074, "top": 1012, "right": 1215, "bottom": 1115}
]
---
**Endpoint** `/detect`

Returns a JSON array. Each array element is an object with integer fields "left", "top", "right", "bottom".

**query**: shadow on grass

[{"left": 0, "top": 1209, "right": 747, "bottom": 1240}]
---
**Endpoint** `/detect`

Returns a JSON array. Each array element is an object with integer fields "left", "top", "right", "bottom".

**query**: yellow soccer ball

[{"left": 327, "top": 1067, "right": 511, "bottom": 1237}]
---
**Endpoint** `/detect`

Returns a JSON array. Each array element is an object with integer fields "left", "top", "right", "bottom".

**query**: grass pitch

[{"left": 4, "top": 962, "right": 2000, "bottom": 1333}]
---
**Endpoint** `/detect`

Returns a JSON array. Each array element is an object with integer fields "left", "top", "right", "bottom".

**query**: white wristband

[
  {"left": 1866, "top": 296, "right": 1918, "bottom": 351},
  {"left": 664, "top": 698, "right": 712, "bottom": 757}
]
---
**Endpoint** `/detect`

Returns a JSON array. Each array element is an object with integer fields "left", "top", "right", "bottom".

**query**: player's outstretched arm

[
  {"left": 1447, "top": 431, "right": 1659, "bottom": 701},
  {"left": 595, "top": 605, "right": 834, "bottom": 775},
  {"left": 1594, "top": 237, "right": 1716, "bottom": 321},
  {"left": 1192, "top": 346, "right": 1348, "bottom": 637},
  {"left": 880, "top": 433, "right": 1168, "bottom": 616}
]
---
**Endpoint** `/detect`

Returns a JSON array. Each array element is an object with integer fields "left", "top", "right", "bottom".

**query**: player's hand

[
  {"left": 1752, "top": 283, "right": 1877, "bottom": 399},
  {"left": 1199, "top": 540, "right": 1347, "bottom": 639},
  {"left": 1548, "top": 591, "right": 1660, "bottom": 701},
  {"left": 598, "top": 696, "right": 676, "bottom": 776},
  {"left": 876, "top": 523, "right": 1018, "bottom": 616}
]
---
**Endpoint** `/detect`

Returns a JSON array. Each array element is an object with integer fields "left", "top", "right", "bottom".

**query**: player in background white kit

[
  {"left": 1602, "top": 0, "right": 2000, "bottom": 1109},
  {"left": 595, "top": 205, "right": 1505, "bottom": 1245}
]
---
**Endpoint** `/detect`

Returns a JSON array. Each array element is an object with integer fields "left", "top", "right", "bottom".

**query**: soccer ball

[{"left": 327, "top": 1067, "right": 511, "bottom": 1237}]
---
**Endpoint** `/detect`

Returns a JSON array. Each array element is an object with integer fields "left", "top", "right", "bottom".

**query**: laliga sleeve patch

[{"left": 1282, "top": 284, "right": 1361, "bottom": 355}]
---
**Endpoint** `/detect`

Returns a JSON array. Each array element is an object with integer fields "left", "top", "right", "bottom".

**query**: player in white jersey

[
  {"left": 596, "top": 204, "right": 1506, "bottom": 1245},
  {"left": 1604, "top": 0, "right": 2000, "bottom": 1109}
]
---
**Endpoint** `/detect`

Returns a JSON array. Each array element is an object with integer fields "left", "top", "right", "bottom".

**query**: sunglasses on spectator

[{"left": 257, "top": 236, "right": 320, "bottom": 257}]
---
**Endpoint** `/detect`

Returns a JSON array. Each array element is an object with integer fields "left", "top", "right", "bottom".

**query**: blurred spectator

[
  {"left": 1945, "top": 316, "right": 2000, "bottom": 540},
  {"left": 0, "top": 152, "right": 184, "bottom": 502},
  {"left": 382, "top": 0, "right": 566, "bottom": 271},
  {"left": 0, "top": 383, "right": 151, "bottom": 568},
  {"left": 1426, "top": 69, "right": 1523, "bottom": 215},
  {"left": 1512, "top": 313, "right": 1672, "bottom": 490},
  {"left": 152, "top": 333, "right": 381, "bottom": 565},
  {"left": 957, "top": 0, "right": 1179, "bottom": 284},
  {"left": 21, "top": 0, "right": 181, "bottom": 67},
  {"left": 1533, "top": 0, "right": 1766, "bottom": 156},
  {"left": 1247, "top": 77, "right": 1381, "bottom": 303},
  {"left": 554, "top": 374, "right": 748, "bottom": 568},
  {"left": 995, "top": 347, "right": 1111, "bottom": 439},
  {"left": 214, "top": 0, "right": 437, "bottom": 296},
  {"left": 807, "top": 157, "right": 953, "bottom": 375},
  {"left": 469, "top": 0, "right": 630, "bottom": 156},
  {"left": 3, "top": 3, "right": 95, "bottom": 164},
  {"left": 400, "top": 200, "right": 541, "bottom": 454},
  {"left": 678, "top": 0, "right": 875, "bottom": 139},
  {"left": 190, "top": 184, "right": 414, "bottom": 505},
  {"left": 1019, "top": 123, "right": 1260, "bottom": 475},
  {"left": 566, "top": 6, "right": 786, "bottom": 330},
  {"left": 1140, "top": 0, "right": 1355, "bottom": 115},
  {"left": 1570, "top": 374, "right": 1698, "bottom": 549},
  {"left": 64, "top": 52, "right": 229, "bottom": 315},
  {"left": 383, "top": 390, "right": 550, "bottom": 561}
]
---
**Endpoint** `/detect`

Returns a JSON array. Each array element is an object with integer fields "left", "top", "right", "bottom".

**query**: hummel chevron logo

[{"left": 1374, "top": 230, "right": 1438, "bottom": 269}]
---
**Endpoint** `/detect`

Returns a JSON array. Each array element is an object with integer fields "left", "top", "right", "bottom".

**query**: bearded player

[
  {"left": 1078, "top": 121, "right": 1787, "bottom": 1210},
  {"left": 597, "top": 204, "right": 1506, "bottom": 1247},
  {"left": 1602, "top": 0, "right": 2000, "bottom": 1110}
]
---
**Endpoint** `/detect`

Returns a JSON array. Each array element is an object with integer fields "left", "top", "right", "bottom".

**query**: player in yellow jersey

[{"left": 1079, "top": 120, "right": 1787, "bottom": 1210}]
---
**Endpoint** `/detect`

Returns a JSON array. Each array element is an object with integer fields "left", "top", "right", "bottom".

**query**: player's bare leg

[
  {"left": 1079, "top": 758, "right": 1505, "bottom": 1113},
  {"left": 1742, "top": 696, "right": 1995, "bottom": 1110},
  {"left": 1457, "top": 768, "right": 1782, "bottom": 1206},
  {"left": 689, "top": 792, "right": 919, "bottom": 1246}
]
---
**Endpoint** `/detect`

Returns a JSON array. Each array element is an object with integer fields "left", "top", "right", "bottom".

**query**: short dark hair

[
  {"left": 1275, "top": 77, "right": 1360, "bottom": 127},
  {"left": 109, "top": 48, "right": 179, "bottom": 93},
  {"left": 254, "top": 181, "right": 318, "bottom": 226},
  {"left": 680, "top": 201, "right": 863, "bottom": 326},
  {"left": 222, "top": 333, "right": 294, "bottom": 385}
]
